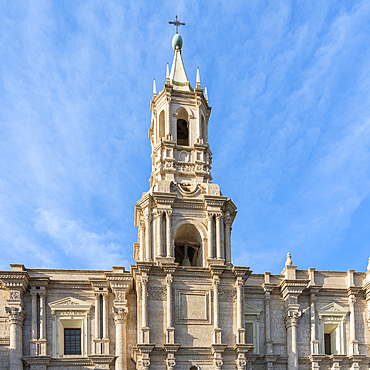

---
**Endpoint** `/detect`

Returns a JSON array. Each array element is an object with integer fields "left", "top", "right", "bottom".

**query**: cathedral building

[{"left": 1, "top": 26, "right": 370, "bottom": 370}]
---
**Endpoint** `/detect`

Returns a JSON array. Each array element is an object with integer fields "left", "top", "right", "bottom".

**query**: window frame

[
  {"left": 318, "top": 302, "right": 347, "bottom": 355},
  {"left": 244, "top": 302, "right": 262, "bottom": 354},
  {"left": 49, "top": 297, "right": 92, "bottom": 358}
]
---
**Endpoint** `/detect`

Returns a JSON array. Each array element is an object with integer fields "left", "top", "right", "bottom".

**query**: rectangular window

[{"left": 64, "top": 328, "right": 81, "bottom": 355}]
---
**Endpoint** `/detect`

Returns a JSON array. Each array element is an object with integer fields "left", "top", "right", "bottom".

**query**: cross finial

[{"left": 169, "top": 15, "right": 185, "bottom": 34}]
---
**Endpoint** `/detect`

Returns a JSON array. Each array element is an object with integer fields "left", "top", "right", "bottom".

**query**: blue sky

[{"left": 1, "top": 1, "right": 370, "bottom": 274}]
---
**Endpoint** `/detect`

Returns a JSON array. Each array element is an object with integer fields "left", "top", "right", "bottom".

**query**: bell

[{"left": 182, "top": 257, "right": 191, "bottom": 266}]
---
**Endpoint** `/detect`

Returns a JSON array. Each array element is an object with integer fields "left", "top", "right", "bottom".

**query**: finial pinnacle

[
  {"left": 168, "top": 15, "right": 185, "bottom": 34},
  {"left": 166, "top": 63, "right": 170, "bottom": 84},
  {"left": 153, "top": 79, "right": 157, "bottom": 96},
  {"left": 204, "top": 86, "right": 208, "bottom": 102},
  {"left": 196, "top": 67, "right": 201, "bottom": 88},
  {"left": 367, "top": 257, "right": 370, "bottom": 271},
  {"left": 286, "top": 252, "right": 292, "bottom": 266}
]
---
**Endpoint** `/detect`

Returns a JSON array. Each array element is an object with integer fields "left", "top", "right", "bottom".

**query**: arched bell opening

[
  {"left": 174, "top": 223, "right": 202, "bottom": 267},
  {"left": 176, "top": 107, "right": 189, "bottom": 146}
]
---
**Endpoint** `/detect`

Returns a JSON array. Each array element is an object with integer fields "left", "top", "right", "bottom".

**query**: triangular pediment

[
  {"left": 318, "top": 302, "right": 347, "bottom": 315},
  {"left": 244, "top": 302, "right": 262, "bottom": 316},
  {"left": 48, "top": 296, "right": 92, "bottom": 311}
]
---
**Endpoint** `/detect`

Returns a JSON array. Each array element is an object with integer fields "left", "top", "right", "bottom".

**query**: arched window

[
  {"left": 176, "top": 108, "right": 189, "bottom": 146},
  {"left": 174, "top": 224, "right": 202, "bottom": 267},
  {"left": 158, "top": 110, "right": 165, "bottom": 140},
  {"left": 177, "top": 119, "right": 188, "bottom": 146}
]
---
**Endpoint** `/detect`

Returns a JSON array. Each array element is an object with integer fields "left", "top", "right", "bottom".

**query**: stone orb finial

[
  {"left": 172, "top": 34, "right": 183, "bottom": 50},
  {"left": 286, "top": 252, "right": 292, "bottom": 266}
]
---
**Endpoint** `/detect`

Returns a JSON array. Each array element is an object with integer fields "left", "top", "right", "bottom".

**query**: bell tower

[{"left": 133, "top": 26, "right": 237, "bottom": 268}]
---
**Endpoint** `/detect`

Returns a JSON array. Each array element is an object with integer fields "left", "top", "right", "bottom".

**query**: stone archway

[{"left": 174, "top": 223, "right": 202, "bottom": 267}]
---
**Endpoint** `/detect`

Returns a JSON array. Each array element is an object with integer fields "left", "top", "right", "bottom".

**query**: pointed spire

[
  {"left": 196, "top": 67, "right": 201, "bottom": 88},
  {"left": 204, "top": 86, "right": 208, "bottom": 102},
  {"left": 153, "top": 79, "right": 157, "bottom": 96},
  {"left": 166, "top": 63, "right": 170, "bottom": 84}
]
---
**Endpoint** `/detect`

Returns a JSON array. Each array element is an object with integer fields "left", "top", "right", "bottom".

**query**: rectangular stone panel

[{"left": 176, "top": 290, "right": 211, "bottom": 325}]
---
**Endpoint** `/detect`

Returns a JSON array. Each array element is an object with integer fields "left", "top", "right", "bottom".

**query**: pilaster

[
  {"left": 0, "top": 265, "right": 29, "bottom": 370},
  {"left": 280, "top": 253, "right": 309, "bottom": 370},
  {"left": 106, "top": 266, "right": 133, "bottom": 370}
]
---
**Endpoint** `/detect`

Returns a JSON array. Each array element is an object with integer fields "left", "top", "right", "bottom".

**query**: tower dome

[{"left": 172, "top": 33, "right": 183, "bottom": 50}]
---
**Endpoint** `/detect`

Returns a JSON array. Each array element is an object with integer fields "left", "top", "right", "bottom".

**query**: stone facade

[{"left": 1, "top": 32, "right": 370, "bottom": 370}]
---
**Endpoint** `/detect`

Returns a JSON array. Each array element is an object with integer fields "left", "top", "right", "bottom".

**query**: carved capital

[
  {"left": 236, "top": 353, "right": 246, "bottom": 370},
  {"left": 284, "top": 309, "right": 301, "bottom": 329},
  {"left": 166, "top": 274, "right": 173, "bottom": 285},
  {"left": 207, "top": 212, "right": 215, "bottom": 221},
  {"left": 166, "top": 357, "right": 176, "bottom": 370},
  {"left": 141, "top": 275, "right": 149, "bottom": 285},
  {"left": 5, "top": 307, "right": 25, "bottom": 326},
  {"left": 348, "top": 294, "right": 356, "bottom": 307},
  {"left": 213, "top": 276, "right": 220, "bottom": 287},
  {"left": 112, "top": 307, "right": 128, "bottom": 325},
  {"left": 235, "top": 277, "right": 243, "bottom": 289},
  {"left": 165, "top": 210, "right": 172, "bottom": 218},
  {"left": 215, "top": 212, "right": 222, "bottom": 221},
  {"left": 144, "top": 213, "right": 152, "bottom": 223},
  {"left": 141, "top": 358, "right": 151, "bottom": 370}
]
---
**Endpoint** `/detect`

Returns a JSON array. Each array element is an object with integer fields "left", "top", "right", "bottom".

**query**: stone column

[
  {"left": 145, "top": 213, "right": 152, "bottom": 261},
  {"left": 348, "top": 292, "right": 359, "bottom": 355},
  {"left": 156, "top": 211, "right": 163, "bottom": 257},
  {"left": 224, "top": 213, "right": 231, "bottom": 264},
  {"left": 95, "top": 292, "right": 101, "bottom": 340},
  {"left": 103, "top": 292, "right": 108, "bottom": 339},
  {"left": 207, "top": 213, "right": 214, "bottom": 260},
  {"left": 212, "top": 276, "right": 221, "bottom": 344},
  {"left": 141, "top": 274, "right": 149, "bottom": 343},
  {"left": 31, "top": 291, "right": 37, "bottom": 340},
  {"left": 39, "top": 293, "right": 46, "bottom": 341},
  {"left": 165, "top": 210, "right": 172, "bottom": 257},
  {"left": 220, "top": 216, "right": 225, "bottom": 259},
  {"left": 235, "top": 276, "right": 245, "bottom": 344},
  {"left": 263, "top": 280, "right": 274, "bottom": 355},
  {"left": 285, "top": 309, "right": 300, "bottom": 370},
  {"left": 309, "top": 292, "right": 319, "bottom": 355},
  {"left": 165, "top": 96, "right": 171, "bottom": 136},
  {"left": 113, "top": 308, "right": 128, "bottom": 370},
  {"left": 215, "top": 213, "right": 222, "bottom": 259},
  {"left": 6, "top": 307, "right": 25, "bottom": 370},
  {"left": 166, "top": 274, "right": 174, "bottom": 344},
  {"left": 139, "top": 221, "right": 145, "bottom": 261}
]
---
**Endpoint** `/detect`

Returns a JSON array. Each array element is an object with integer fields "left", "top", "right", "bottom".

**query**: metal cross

[{"left": 168, "top": 15, "right": 185, "bottom": 34}]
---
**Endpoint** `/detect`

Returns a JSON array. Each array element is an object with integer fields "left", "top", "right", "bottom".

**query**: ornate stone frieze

[{"left": 148, "top": 286, "right": 167, "bottom": 300}]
